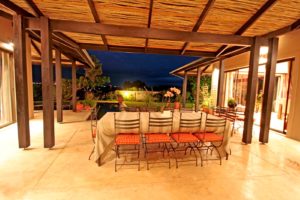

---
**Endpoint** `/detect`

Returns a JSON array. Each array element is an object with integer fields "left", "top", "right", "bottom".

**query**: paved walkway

[{"left": 0, "top": 111, "right": 300, "bottom": 200}]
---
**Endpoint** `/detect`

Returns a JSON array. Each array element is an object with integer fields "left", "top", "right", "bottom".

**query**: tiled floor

[{"left": 0, "top": 111, "right": 300, "bottom": 200}]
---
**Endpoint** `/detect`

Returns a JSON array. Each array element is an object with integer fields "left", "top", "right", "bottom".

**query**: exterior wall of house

[{"left": 222, "top": 29, "right": 300, "bottom": 141}]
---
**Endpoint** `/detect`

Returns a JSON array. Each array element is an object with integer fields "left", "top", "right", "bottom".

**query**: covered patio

[
  {"left": 1, "top": 111, "right": 300, "bottom": 199},
  {"left": 0, "top": 0, "right": 300, "bottom": 199}
]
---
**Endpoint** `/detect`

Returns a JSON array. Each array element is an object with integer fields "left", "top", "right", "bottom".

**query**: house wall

[{"left": 222, "top": 29, "right": 300, "bottom": 141}]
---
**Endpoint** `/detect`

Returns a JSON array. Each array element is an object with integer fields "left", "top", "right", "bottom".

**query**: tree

[
  {"left": 122, "top": 80, "right": 147, "bottom": 90},
  {"left": 77, "top": 55, "right": 110, "bottom": 99}
]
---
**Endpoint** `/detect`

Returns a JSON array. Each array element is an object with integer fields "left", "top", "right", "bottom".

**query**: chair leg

[
  {"left": 115, "top": 145, "right": 118, "bottom": 172},
  {"left": 213, "top": 146, "right": 222, "bottom": 165},
  {"left": 138, "top": 144, "right": 141, "bottom": 171},
  {"left": 88, "top": 146, "right": 95, "bottom": 160}
]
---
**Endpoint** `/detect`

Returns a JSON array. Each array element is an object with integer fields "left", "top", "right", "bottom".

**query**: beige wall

[{"left": 222, "top": 29, "right": 300, "bottom": 141}]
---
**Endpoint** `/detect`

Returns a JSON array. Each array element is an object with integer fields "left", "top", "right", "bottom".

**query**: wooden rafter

[
  {"left": 263, "top": 18, "right": 300, "bottom": 38},
  {"left": 0, "top": 0, "right": 34, "bottom": 16},
  {"left": 145, "top": 0, "right": 154, "bottom": 52},
  {"left": 181, "top": 0, "right": 215, "bottom": 55},
  {"left": 31, "top": 39, "right": 41, "bottom": 56},
  {"left": 79, "top": 43, "right": 216, "bottom": 57},
  {"left": 216, "top": 0, "right": 277, "bottom": 57},
  {"left": 86, "top": 0, "right": 108, "bottom": 50},
  {"left": 0, "top": 10, "right": 13, "bottom": 20},
  {"left": 1, "top": 0, "right": 94, "bottom": 68},
  {"left": 24, "top": 0, "right": 43, "bottom": 17},
  {"left": 26, "top": 18, "right": 253, "bottom": 46}
]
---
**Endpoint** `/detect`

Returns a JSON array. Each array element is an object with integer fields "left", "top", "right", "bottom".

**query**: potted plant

[
  {"left": 227, "top": 98, "right": 237, "bottom": 109},
  {"left": 202, "top": 96, "right": 213, "bottom": 114}
]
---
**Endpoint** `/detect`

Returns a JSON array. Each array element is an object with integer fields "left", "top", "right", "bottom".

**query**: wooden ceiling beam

[
  {"left": 79, "top": 43, "right": 216, "bottom": 57},
  {"left": 1, "top": 0, "right": 94, "bottom": 67},
  {"left": 0, "top": 10, "right": 13, "bottom": 20},
  {"left": 263, "top": 18, "right": 300, "bottom": 38},
  {"left": 31, "top": 39, "right": 41, "bottom": 56},
  {"left": 31, "top": 19, "right": 254, "bottom": 46},
  {"left": 145, "top": 0, "right": 154, "bottom": 52},
  {"left": 86, "top": 0, "right": 108, "bottom": 50},
  {"left": 216, "top": 0, "right": 277, "bottom": 57},
  {"left": 24, "top": 0, "right": 43, "bottom": 17},
  {"left": 0, "top": 0, "right": 34, "bottom": 16},
  {"left": 180, "top": 0, "right": 215, "bottom": 55}
]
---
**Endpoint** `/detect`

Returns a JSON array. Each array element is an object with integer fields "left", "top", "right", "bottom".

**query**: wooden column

[
  {"left": 195, "top": 67, "right": 201, "bottom": 112},
  {"left": 72, "top": 60, "right": 77, "bottom": 112},
  {"left": 25, "top": 33, "right": 34, "bottom": 119},
  {"left": 243, "top": 37, "right": 261, "bottom": 144},
  {"left": 217, "top": 59, "right": 225, "bottom": 107},
  {"left": 182, "top": 71, "right": 188, "bottom": 108},
  {"left": 55, "top": 49, "right": 63, "bottom": 122},
  {"left": 41, "top": 17, "right": 55, "bottom": 148},
  {"left": 13, "top": 15, "right": 30, "bottom": 148},
  {"left": 259, "top": 38, "right": 279, "bottom": 143}
]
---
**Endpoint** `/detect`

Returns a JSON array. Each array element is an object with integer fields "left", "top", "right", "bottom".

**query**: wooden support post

[
  {"left": 25, "top": 33, "right": 34, "bottom": 119},
  {"left": 41, "top": 16, "right": 55, "bottom": 148},
  {"left": 13, "top": 15, "right": 30, "bottom": 148},
  {"left": 259, "top": 37, "right": 279, "bottom": 143},
  {"left": 195, "top": 67, "right": 201, "bottom": 112},
  {"left": 72, "top": 60, "right": 77, "bottom": 112},
  {"left": 55, "top": 49, "right": 63, "bottom": 122},
  {"left": 182, "top": 71, "right": 188, "bottom": 108},
  {"left": 243, "top": 37, "right": 261, "bottom": 144},
  {"left": 217, "top": 59, "right": 225, "bottom": 107}
]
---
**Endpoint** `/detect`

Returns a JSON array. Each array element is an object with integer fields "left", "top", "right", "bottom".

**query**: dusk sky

[
  {"left": 89, "top": 50, "right": 199, "bottom": 87},
  {"left": 33, "top": 51, "right": 199, "bottom": 87}
]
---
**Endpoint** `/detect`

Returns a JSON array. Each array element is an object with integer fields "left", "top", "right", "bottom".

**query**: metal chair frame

[
  {"left": 114, "top": 112, "right": 141, "bottom": 172},
  {"left": 144, "top": 112, "right": 174, "bottom": 170},
  {"left": 172, "top": 112, "right": 202, "bottom": 168},
  {"left": 88, "top": 107, "right": 98, "bottom": 160},
  {"left": 197, "top": 116, "right": 226, "bottom": 165}
]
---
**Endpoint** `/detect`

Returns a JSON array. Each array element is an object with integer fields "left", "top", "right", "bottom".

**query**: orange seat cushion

[
  {"left": 171, "top": 132, "right": 199, "bottom": 143},
  {"left": 115, "top": 134, "right": 140, "bottom": 145},
  {"left": 194, "top": 133, "right": 223, "bottom": 142},
  {"left": 145, "top": 133, "right": 172, "bottom": 143}
]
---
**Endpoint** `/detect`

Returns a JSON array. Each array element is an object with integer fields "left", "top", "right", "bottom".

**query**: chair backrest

[
  {"left": 226, "top": 110, "right": 237, "bottom": 122},
  {"left": 204, "top": 116, "right": 226, "bottom": 135},
  {"left": 179, "top": 112, "right": 202, "bottom": 132},
  {"left": 214, "top": 107, "right": 227, "bottom": 118},
  {"left": 148, "top": 112, "right": 173, "bottom": 133},
  {"left": 114, "top": 112, "right": 140, "bottom": 134}
]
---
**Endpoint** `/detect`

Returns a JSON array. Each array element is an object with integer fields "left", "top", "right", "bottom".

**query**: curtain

[{"left": 0, "top": 51, "right": 13, "bottom": 126}]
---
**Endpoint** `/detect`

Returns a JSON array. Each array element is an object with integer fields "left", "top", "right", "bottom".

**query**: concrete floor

[{"left": 0, "top": 111, "right": 300, "bottom": 200}]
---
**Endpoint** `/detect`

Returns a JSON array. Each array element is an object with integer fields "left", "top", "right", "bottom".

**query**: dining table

[{"left": 94, "top": 111, "right": 233, "bottom": 165}]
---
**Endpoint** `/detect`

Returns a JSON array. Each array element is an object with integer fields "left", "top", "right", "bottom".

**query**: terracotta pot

[
  {"left": 174, "top": 101, "right": 180, "bottom": 109},
  {"left": 84, "top": 105, "right": 91, "bottom": 111},
  {"left": 76, "top": 103, "right": 84, "bottom": 111}
]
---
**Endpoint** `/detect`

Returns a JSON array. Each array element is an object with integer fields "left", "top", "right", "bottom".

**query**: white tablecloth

[{"left": 94, "top": 111, "right": 232, "bottom": 163}]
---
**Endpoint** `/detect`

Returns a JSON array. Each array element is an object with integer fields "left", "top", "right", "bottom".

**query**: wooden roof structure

[{"left": 0, "top": 0, "right": 300, "bottom": 69}]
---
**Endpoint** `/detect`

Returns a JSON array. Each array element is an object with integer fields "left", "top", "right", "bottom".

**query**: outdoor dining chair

[
  {"left": 171, "top": 112, "right": 202, "bottom": 168},
  {"left": 144, "top": 112, "right": 174, "bottom": 170},
  {"left": 194, "top": 115, "right": 226, "bottom": 165},
  {"left": 88, "top": 107, "right": 98, "bottom": 160},
  {"left": 114, "top": 112, "right": 141, "bottom": 172}
]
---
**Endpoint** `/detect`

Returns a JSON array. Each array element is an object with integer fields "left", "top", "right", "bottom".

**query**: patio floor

[{"left": 1, "top": 111, "right": 300, "bottom": 200}]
